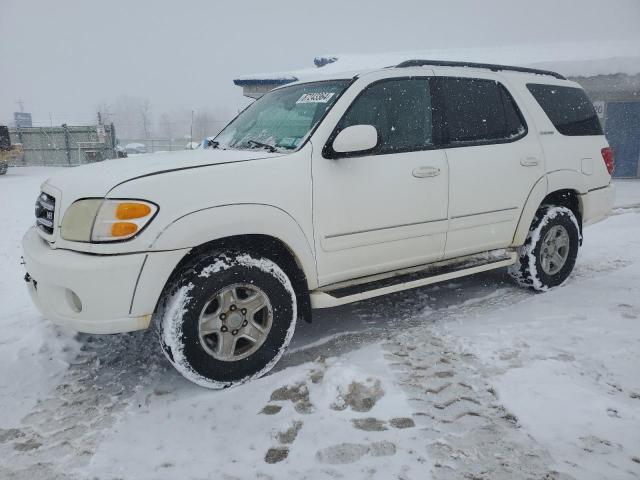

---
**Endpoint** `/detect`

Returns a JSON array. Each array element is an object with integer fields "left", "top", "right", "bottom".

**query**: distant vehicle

[
  {"left": 125, "top": 143, "right": 146, "bottom": 155},
  {"left": 115, "top": 145, "right": 128, "bottom": 158},
  {"left": 22, "top": 60, "right": 615, "bottom": 388}
]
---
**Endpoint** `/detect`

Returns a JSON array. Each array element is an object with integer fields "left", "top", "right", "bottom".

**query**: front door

[{"left": 311, "top": 76, "right": 449, "bottom": 286}]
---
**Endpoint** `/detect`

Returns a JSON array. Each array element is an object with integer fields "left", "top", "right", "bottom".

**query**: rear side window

[
  {"left": 436, "top": 77, "right": 526, "bottom": 144},
  {"left": 527, "top": 84, "right": 603, "bottom": 136},
  {"left": 335, "top": 78, "right": 433, "bottom": 155}
]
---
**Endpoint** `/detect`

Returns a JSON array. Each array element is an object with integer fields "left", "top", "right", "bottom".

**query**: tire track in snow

[{"left": 0, "top": 330, "right": 168, "bottom": 479}]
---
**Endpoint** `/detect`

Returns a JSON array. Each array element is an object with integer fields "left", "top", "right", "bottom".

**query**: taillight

[{"left": 601, "top": 147, "right": 614, "bottom": 175}]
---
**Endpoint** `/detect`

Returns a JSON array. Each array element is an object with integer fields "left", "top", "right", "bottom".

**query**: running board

[{"left": 310, "top": 250, "right": 517, "bottom": 309}]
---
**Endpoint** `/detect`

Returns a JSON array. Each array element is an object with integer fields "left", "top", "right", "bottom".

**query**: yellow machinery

[{"left": 0, "top": 125, "right": 23, "bottom": 175}]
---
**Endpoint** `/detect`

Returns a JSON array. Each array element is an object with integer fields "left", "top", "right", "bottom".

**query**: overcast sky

[{"left": 2, "top": 0, "right": 639, "bottom": 128}]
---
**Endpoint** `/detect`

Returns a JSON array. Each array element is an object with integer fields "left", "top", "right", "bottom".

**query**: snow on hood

[{"left": 43, "top": 148, "right": 281, "bottom": 198}]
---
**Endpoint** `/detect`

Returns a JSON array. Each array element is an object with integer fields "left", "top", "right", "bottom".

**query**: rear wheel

[
  {"left": 509, "top": 206, "right": 581, "bottom": 291},
  {"left": 155, "top": 251, "right": 297, "bottom": 388}
]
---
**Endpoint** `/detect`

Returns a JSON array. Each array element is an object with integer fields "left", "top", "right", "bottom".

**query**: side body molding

[{"left": 150, "top": 203, "right": 319, "bottom": 290}]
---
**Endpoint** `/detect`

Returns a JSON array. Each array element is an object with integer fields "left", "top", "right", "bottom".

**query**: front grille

[{"left": 35, "top": 192, "right": 56, "bottom": 235}]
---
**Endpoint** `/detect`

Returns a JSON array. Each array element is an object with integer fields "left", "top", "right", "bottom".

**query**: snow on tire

[
  {"left": 155, "top": 251, "right": 297, "bottom": 389},
  {"left": 509, "top": 205, "right": 581, "bottom": 291}
]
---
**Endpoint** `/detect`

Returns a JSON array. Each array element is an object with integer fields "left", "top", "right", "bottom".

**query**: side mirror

[{"left": 332, "top": 125, "right": 378, "bottom": 154}]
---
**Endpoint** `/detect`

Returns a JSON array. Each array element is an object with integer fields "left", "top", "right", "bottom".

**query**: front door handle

[
  {"left": 520, "top": 157, "right": 540, "bottom": 167},
  {"left": 412, "top": 166, "right": 441, "bottom": 178}
]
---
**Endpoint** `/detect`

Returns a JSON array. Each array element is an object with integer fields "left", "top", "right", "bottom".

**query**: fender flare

[
  {"left": 512, "top": 170, "right": 586, "bottom": 246},
  {"left": 546, "top": 169, "right": 588, "bottom": 196},
  {"left": 150, "top": 203, "right": 318, "bottom": 289}
]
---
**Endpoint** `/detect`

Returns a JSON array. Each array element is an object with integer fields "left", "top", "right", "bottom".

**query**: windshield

[{"left": 214, "top": 80, "right": 350, "bottom": 152}]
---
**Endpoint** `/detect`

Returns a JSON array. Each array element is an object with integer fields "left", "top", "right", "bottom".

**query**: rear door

[
  {"left": 432, "top": 73, "right": 545, "bottom": 257},
  {"left": 311, "top": 74, "right": 449, "bottom": 286}
]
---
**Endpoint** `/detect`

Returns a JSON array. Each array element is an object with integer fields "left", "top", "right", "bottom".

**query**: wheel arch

[
  {"left": 151, "top": 203, "right": 316, "bottom": 281},
  {"left": 540, "top": 189, "right": 583, "bottom": 229},
  {"left": 145, "top": 204, "right": 316, "bottom": 323},
  {"left": 165, "top": 233, "right": 313, "bottom": 323},
  {"left": 513, "top": 172, "right": 584, "bottom": 246}
]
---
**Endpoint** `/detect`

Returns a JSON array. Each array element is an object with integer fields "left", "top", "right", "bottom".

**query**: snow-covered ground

[{"left": 1, "top": 167, "right": 639, "bottom": 479}]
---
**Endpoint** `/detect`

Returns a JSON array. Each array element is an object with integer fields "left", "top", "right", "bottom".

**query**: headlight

[{"left": 61, "top": 199, "right": 158, "bottom": 242}]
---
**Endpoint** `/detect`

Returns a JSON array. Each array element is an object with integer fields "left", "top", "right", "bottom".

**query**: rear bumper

[
  {"left": 582, "top": 184, "right": 615, "bottom": 226},
  {"left": 22, "top": 227, "right": 187, "bottom": 334}
]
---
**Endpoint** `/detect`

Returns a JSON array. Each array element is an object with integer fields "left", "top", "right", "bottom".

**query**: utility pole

[
  {"left": 190, "top": 110, "right": 194, "bottom": 149},
  {"left": 62, "top": 123, "right": 71, "bottom": 165}
]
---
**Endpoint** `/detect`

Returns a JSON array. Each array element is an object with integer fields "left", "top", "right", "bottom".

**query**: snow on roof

[{"left": 234, "top": 40, "right": 640, "bottom": 85}]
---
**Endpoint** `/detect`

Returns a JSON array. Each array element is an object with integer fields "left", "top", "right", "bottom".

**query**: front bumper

[{"left": 22, "top": 227, "right": 186, "bottom": 334}]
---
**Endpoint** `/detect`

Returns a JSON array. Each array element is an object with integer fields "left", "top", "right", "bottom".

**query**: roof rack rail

[{"left": 395, "top": 59, "right": 566, "bottom": 80}]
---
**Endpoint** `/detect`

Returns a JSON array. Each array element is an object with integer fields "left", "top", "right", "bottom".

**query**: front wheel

[
  {"left": 155, "top": 251, "right": 297, "bottom": 388},
  {"left": 509, "top": 206, "right": 581, "bottom": 291}
]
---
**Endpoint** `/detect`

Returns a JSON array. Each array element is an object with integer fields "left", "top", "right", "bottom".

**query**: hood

[{"left": 43, "top": 148, "right": 282, "bottom": 199}]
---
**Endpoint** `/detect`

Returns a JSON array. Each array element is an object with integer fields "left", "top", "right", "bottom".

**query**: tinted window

[
  {"left": 436, "top": 77, "right": 526, "bottom": 144},
  {"left": 527, "top": 84, "right": 603, "bottom": 136},
  {"left": 336, "top": 78, "right": 433, "bottom": 155}
]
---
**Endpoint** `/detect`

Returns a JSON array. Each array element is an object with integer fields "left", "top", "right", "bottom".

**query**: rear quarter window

[{"left": 527, "top": 84, "right": 603, "bottom": 136}]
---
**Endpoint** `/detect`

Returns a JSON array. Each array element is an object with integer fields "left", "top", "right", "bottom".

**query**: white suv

[{"left": 22, "top": 60, "right": 615, "bottom": 388}]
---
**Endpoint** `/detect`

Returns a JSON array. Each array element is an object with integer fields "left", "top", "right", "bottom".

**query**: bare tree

[
  {"left": 100, "top": 95, "right": 154, "bottom": 139},
  {"left": 105, "top": 99, "right": 232, "bottom": 143},
  {"left": 139, "top": 99, "right": 152, "bottom": 139},
  {"left": 158, "top": 112, "right": 173, "bottom": 139},
  {"left": 95, "top": 102, "right": 113, "bottom": 125},
  {"left": 193, "top": 111, "right": 211, "bottom": 141}
]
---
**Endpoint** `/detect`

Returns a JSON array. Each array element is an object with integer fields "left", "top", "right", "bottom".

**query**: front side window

[
  {"left": 333, "top": 78, "right": 434, "bottom": 155},
  {"left": 215, "top": 80, "right": 350, "bottom": 152},
  {"left": 436, "top": 77, "right": 526, "bottom": 144},
  {"left": 527, "top": 83, "right": 603, "bottom": 136}
]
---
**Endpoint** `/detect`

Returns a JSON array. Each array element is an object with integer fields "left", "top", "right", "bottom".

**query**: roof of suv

[
  {"left": 244, "top": 61, "right": 570, "bottom": 93},
  {"left": 234, "top": 60, "right": 568, "bottom": 90}
]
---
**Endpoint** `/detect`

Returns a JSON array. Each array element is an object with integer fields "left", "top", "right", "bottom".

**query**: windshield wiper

[{"left": 245, "top": 139, "right": 277, "bottom": 153}]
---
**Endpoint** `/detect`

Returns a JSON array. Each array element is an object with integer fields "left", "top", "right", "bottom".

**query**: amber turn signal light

[
  {"left": 116, "top": 202, "right": 152, "bottom": 220},
  {"left": 111, "top": 222, "right": 138, "bottom": 237}
]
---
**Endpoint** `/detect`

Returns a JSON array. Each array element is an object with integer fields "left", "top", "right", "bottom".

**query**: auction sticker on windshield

[{"left": 296, "top": 92, "right": 335, "bottom": 104}]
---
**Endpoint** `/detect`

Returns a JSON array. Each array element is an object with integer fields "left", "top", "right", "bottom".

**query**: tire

[
  {"left": 509, "top": 205, "right": 581, "bottom": 291},
  {"left": 155, "top": 251, "right": 297, "bottom": 388},
  {"left": 0, "top": 161, "right": 7, "bottom": 175}
]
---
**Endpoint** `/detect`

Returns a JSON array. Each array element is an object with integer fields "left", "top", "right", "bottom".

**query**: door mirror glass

[{"left": 332, "top": 125, "right": 378, "bottom": 154}]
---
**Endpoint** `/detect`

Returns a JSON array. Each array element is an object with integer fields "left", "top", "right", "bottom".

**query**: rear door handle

[
  {"left": 412, "top": 166, "right": 441, "bottom": 178},
  {"left": 520, "top": 157, "right": 540, "bottom": 167}
]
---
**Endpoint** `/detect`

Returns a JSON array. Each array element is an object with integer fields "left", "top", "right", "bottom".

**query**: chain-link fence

[{"left": 8, "top": 124, "right": 117, "bottom": 166}]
